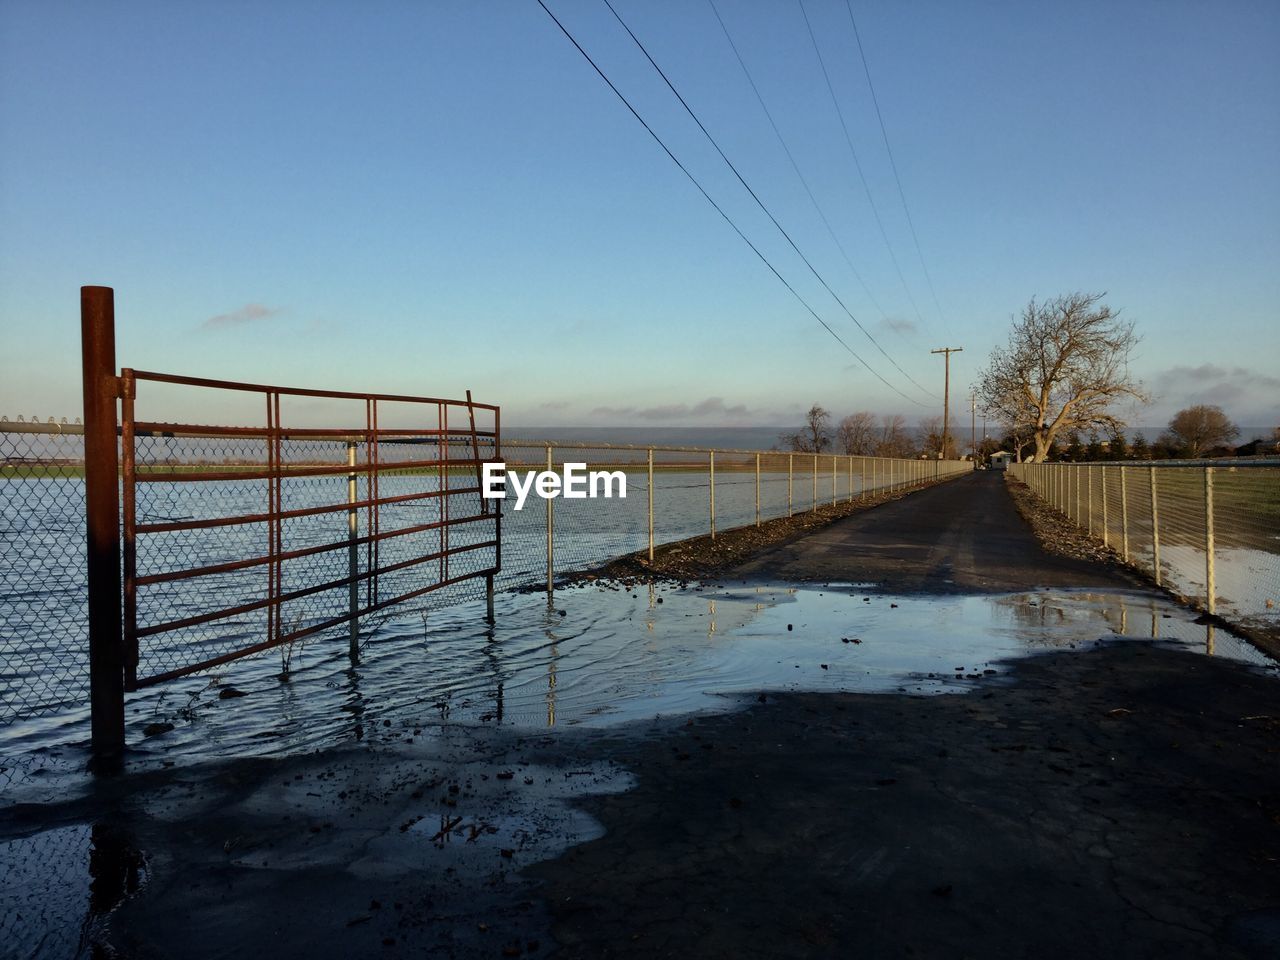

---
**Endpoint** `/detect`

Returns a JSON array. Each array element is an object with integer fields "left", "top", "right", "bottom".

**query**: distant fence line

[
  {"left": 1010, "top": 460, "right": 1280, "bottom": 645},
  {"left": 1, "top": 417, "right": 969, "bottom": 726}
]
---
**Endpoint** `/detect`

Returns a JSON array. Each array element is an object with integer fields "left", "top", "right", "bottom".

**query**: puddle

[
  {"left": 1, "top": 584, "right": 1274, "bottom": 805},
  {"left": 0, "top": 821, "right": 147, "bottom": 959}
]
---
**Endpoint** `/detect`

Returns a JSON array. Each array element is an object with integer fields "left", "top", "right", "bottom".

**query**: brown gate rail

[{"left": 119, "top": 369, "right": 500, "bottom": 690}]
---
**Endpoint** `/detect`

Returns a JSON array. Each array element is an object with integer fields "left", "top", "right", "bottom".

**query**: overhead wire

[
  {"left": 533, "top": 0, "right": 928, "bottom": 407},
  {"left": 797, "top": 0, "right": 927, "bottom": 334},
  {"left": 844, "top": 0, "right": 948, "bottom": 335},
  {"left": 706, "top": 0, "right": 891, "bottom": 326},
  {"left": 601, "top": 0, "right": 937, "bottom": 400}
]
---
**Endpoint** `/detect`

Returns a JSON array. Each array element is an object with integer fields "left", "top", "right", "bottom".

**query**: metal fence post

[
  {"left": 1150, "top": 466, "right": 1161, "bottom": 586},
  {"left": 848, "top": 456, "right": 853, "bottom": 503},
  {"left": 647, "top": 447, "right": 655, "bottom": 561},
  {"left": 347, "top": 439, "right": 359, "bottom": 661},
  {"left": 1100, "top": 465, "right": 1109, "bottom": 548},
  {"left": 546, "top": 445, "right": 554, "bottom": 595},
  {"left": 788, "top": 454, "right": 793, "bottom": 517},
  {"left": 831, "top": 455, "right": 837, "bottom": 506},
  {"left": 861, "top": 459, "right": 867, "bottom": 500},
  {"left": 1086, "top": 466, "right": 1094, "bottom": 536},
  {"left": 82, "top": 285, "right": 125, "bottom": 769},
  {"left": 754, "top": 452, "right": 761, "bottom": 526},
  {"left": 1204, "top": 466, "right": 1215, "bottom": 615},
  {"left": 1119, "top": 465, "right": 1129, "bottom": 562},
  {"left": 710, "top": 450, "right": 716, "bottom": 539},
  {"left": 811, "top": 454, "right": 817, "bottom": 512}
]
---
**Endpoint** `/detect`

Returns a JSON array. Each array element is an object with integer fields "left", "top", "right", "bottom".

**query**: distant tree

[
  {"left": 917, "top": 416, "right": 958, "bottom": 459},
  {"left": 1108, "top": 430, "right": 1129, "bottom": 460},
  {"left": 978, "top": 292, "right": 1147, "bottom": 462},
  {"left": 1062, "top": 431, "right": 1084, "bottom": 462},
  {"left": 780, "top": 403, "right": 832, "bottom": 453},
  {"left": 998, "top": 425, "right": 1035, "bottom": 463},
  {"left": 1159, "top": 405, "right": 1239, "bottom": 459},
  {"left": 1085, "top": 434, "right": 1104, "bottom": 461},
  {"left": 1130, "top": 434, "right": 1150, "bottom": 460},
  {"left": 875, "top": 414, "right": 913, "bottom": 458},
  {"left": 836, "top": 411, "right": 877, "bottom": 455}
]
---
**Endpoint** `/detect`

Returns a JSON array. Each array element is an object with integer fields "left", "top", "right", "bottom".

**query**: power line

[
  {"left": 600, "top": 0, "right": 936, "bottom": 401},
  {"left": 706, "top": 0, "right": 892, "bottom": 325},
  {"left": 533, "top": 0, "right": 927, "bottom": 407},
  {"left": 844, "top": 0, "right": 948, "bottom": 334},
  {"left": 797, "top": 0, "right": 926, "bottom": 333}
]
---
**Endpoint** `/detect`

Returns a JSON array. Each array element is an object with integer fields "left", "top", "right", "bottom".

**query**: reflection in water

[
  {"left": 0, "top": 821, "right": 146, "bottom": 960},
  {"left": 341, "top": 666, "right": 365, "bottom": 742},
  {"left": 4, "top": 585, "right": 1275, "bottom": 796}
]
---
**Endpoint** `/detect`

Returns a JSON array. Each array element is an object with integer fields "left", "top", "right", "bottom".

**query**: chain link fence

[
  {"left": 2, "top": 417, "right": 967, "bottom": 727},
  {"left": 496, "top": 442, "right": 967, "bottom": 589},
  {"left": 1010, "top": 460, "right": 1280, "bottom": 645},
  {"left": 1, "top": 419, "right": 90, "bottom": 720}
]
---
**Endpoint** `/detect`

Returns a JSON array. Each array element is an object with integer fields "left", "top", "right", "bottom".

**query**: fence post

[
  {"left": 1204, "top": 466, "right": 1215, "bottom": 615},
  {"left": 648, "top": 447, "right": 655, "bottom": 561},
  {"left": 347, "top": 439, "right": 359, "bottom": 661},
  {"left": 755, "top": 452, "right": 761, "bottom": 527},
  {"left": 831, "top": 455, "right": 836, "bottom": 506},
  {"left": 1100, "top": 465, "right": 1109, "bottom": 548},
  {"left": 546, "top": 445, "right": 554, "bottom": 595},
  {"left": 811, "top": 454, "right": 817, "bottom": 512},
  {"left": 81, "top": 285, "right": 125, "bottom": 769},
  {"left": 788, "top": 454, "right": 793, "bottom": 517},
  {"left": 710, "top": 450, "right": 716, "bottom": 539},
  {"left": 1086, "top": 466, "right": 1094, "bottom": 536},
  {"left": 848, "top": 456, "right": 853, "bottom": 503},
  {"left": 1119, "top": 466, "right": 1129, "bottom": 562},
  {"left": 861, "top": 459, "right": 867, "bottom": 500},
  {"left": 1149, "top": 466, "right": 1161, "bottom": 586}
]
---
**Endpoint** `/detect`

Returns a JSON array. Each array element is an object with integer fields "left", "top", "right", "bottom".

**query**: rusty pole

[{"left": 82, "top": 286, "right": 125, "bottom": 770}]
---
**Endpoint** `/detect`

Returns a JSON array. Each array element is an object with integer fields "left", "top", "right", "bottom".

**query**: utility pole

[
  {"left": 970, "top": 390, "right": 977, "bottom": 463},
  {"left": 931, "top": 347, "right": 962, "bottom": 459}
]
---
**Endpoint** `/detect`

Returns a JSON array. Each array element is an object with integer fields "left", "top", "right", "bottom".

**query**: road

[{"left": 731, "top": 470, "right": 1141, "bottom": 592}]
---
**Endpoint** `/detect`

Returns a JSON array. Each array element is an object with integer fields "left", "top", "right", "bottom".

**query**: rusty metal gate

[
  {"left": 119, "top": 370, "right": 500, "bottom": 689},
  {"left": 79, "top": 286, "right": 500, "bottom": 765}
]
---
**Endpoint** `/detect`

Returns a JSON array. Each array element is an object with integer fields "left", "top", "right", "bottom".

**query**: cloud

[
  {"left": 589, "top": 397, "right": 753, "bottom": 422},
  {"left": 878, "top": 316, "right": 917, "bottom": 336},
  {"left": 200, "top": 304, "right": 282, "bottom": 330},
  {"left": 1150, "top": 365, "right": 1280, "bottom": 423}
]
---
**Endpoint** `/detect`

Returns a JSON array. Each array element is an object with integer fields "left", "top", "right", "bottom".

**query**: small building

[{"left": 989, "top": 451, "right": 1014, "bottom": 471}]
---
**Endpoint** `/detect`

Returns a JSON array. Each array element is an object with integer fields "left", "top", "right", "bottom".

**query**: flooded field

[{"left": 3, "top": 582, "right": 1273, "bottom": 800}]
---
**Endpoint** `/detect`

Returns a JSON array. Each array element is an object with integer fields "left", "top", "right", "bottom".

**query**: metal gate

[
  {"left": 119, "top": 370, "right": 500, "bottom": 689},
  {"left": 79, "top": 286, "right": 500, "bottom": 765}
]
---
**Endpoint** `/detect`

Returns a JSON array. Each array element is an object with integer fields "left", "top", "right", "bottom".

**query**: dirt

[
  {"left": 726, "top": 471, "right": 1147, "bottom": 593},
  {"left": 560, "top": 475, "right": 961, "bottom": 587}
]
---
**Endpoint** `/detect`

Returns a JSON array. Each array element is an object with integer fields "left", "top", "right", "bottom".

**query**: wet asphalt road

[{"left": 732, "top": 471, "right": 1141, "bottom": 592}]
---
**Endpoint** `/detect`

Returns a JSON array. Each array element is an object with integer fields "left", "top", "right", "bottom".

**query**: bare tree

[
  {"left": 874, "top": 414, "right": 912, "bottom": 458},
  {"left": 836, "top": 411, "right": 877, "bottom": 455},
  {"left": 1159, "top": 405, "right": 1239, "bottom": 458},
  {"left": 779, "top": 403, "right": 832, "bottom": 453},
  {"left": 978, "top": 293, "right": 1146, "bottom": 462},
  {"left": 916, "top": 415, "right": 958, "bottom": 459}
]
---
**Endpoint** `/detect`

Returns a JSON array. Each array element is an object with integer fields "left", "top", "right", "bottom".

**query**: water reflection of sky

[{"left": 3, "top": 583, "right": 1274, "bottom": 805}]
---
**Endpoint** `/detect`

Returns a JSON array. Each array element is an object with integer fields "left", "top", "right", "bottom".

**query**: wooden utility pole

[
  {"left": 970, "top": 389, "right": 977, "bottom": 463},
  {"left": 931, "top": 347, "right": 962, "bottom": 459}
]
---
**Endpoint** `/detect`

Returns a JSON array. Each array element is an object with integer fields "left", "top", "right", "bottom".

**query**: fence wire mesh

[
  {"left": 1, "top": 421, "right": 90, "bottom": 721},
  {"left": 3, "top": 415, "right": 966, "bottom": 727},
  {"left": 1011, "top": 460, "right": 1280, "bottom": 649}
]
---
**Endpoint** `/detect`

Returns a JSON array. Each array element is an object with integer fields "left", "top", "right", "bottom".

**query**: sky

[{"left": 1, "top": 0, "right": 1277, "bottom": 435}]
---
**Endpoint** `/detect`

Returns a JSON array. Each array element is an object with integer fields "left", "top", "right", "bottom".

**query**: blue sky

[{"left": 2, "top": 0, "right": 1277, "bottom": 432}]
